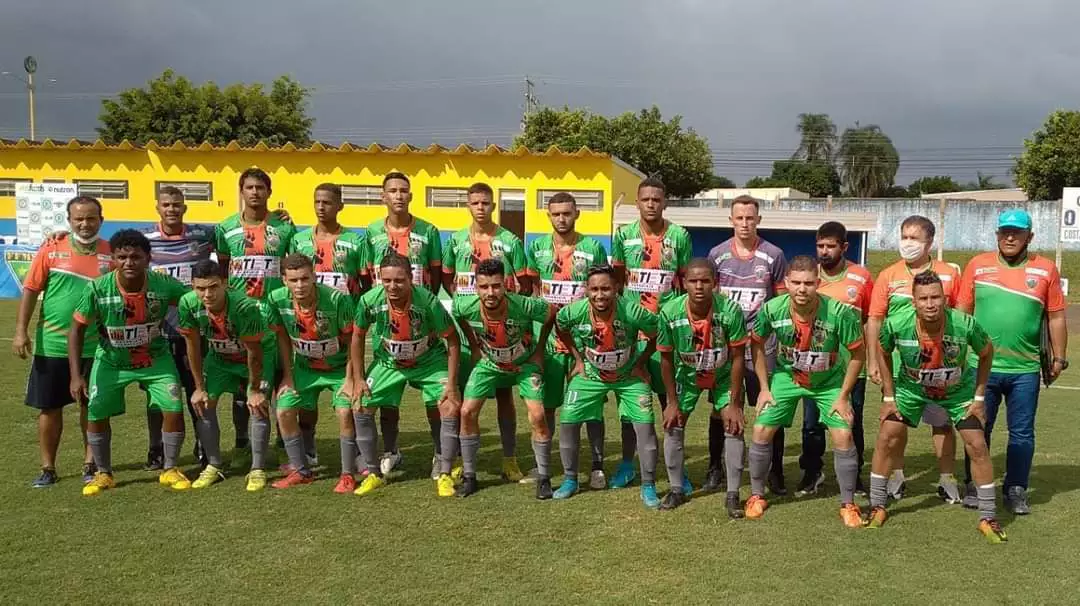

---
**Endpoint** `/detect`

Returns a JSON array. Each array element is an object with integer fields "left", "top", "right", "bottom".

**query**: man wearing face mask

[
  {"left": 956, "top": 209, "right": 1067, "bottom": 514},
  {"left": 867, "top": 215, "right": 962, "bottom": 503}
]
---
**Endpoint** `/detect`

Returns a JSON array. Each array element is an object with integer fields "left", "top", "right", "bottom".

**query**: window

[
  {"left": 537, "top": 189, "right": 604, "bottom": 210},
  {"left": 499, "top": 189, "right": 525, "bottom": 211},
  {"left": 75, "top": 179, "right": 128, "bottom": 200},
  {"left": 0, "top": 178, "right": 32, "bottom": 197},
  {"left": 426, "top": 187, "right": 469, "bottom": 208},
  {"left": 341, "top": 184, "right": 383, "bottom": 205},
  {"left": 156, "top": 180, "right": 213, "bottom": 202}
]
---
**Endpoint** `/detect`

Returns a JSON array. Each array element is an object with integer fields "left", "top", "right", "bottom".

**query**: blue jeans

[
  {"left": 963, "top": 371, "right": 1041, "bottom": 490},
  {"left": 799, "top": 378, "right": 866, "bottom": 475}
]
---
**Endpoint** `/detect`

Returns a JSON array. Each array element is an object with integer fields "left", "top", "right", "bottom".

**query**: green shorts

[
  {"left": 87, "top": 355, "right": 183, "bottom": 422},
  {"left": 277, "top": 365, "right": 351, "bottom": 411},
  {"left": 561, "top": 374, "right": 654, "bottom": 425},
  {"left": 365, "top": 356, "right": 449, "bottom": 409},
  {"left": 895, "top": 389, "right": 973, "bottom": 428},
  {"left": 676, "top": 381, "right": 731, "bottom": 415},
  {"left": 754, "top": 371, "right": 849, "bottom": 430},
  {"left": 542, "top": 350, "right": 571, "bottom": 409},
  {"left": 463, "top": 360, "right": 544, "bottom": 401},
  {"left": 205, "top": 356, "right": 278, "bottom": 401}
]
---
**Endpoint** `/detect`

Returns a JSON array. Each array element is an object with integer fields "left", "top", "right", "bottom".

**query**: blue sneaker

[
  {"left": 682, "top": 467, "right": 693, "bottom": 495},
  {"left": 31, "top": 468, "right": 58, "bottom": 488},
  {"left": 609, "top": 460, "right": 637, "bottom": 489},
  {"left": 641, "top": 483, "right": 661, "bottom": 508},
  {"left": 553, "top": 477, "right": 579, "bottom": 500}
]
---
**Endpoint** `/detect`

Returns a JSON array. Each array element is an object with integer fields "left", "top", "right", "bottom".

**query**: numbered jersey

[
  {"left": 443, "top": 226, "right": 526, "bottom": 295},
  {"left": 72, "top": 271, "right": 189, "bottom": 369},
  {"left": 143, "top": 223, "right": 215, "bottom": 338},
  {"left": 289, "top": 229, "right": 367, "bottom": 299},
  {"left": 880, "top": 307, "right": 988, "bottom": 405},
  {"left": 453, "top": 293, "right": 550, "bottom": 371},
  {"left": 753, "top": 294, "right": 863, "bottom": 388},
  {"left": 657, "top": 293, "right": 749, "bottom": 390},
  {"left": 23, "top": 238, "right": 112, "bottom": 358},
  {"left": 215, "top": 214, "right": 295, "bottom": 300},
  {"left": 611, "top": 220, "right": 692, "bottom": 312},
  {"left": 365, "top": 217, "right": 442, "bottom": 293},
  {"left": 177, "top": 289, "right": 277, "bottom": 366},
  {"left": 267, "top": 284, "right": 354, "bottom": 372},
  {"left": 355, "top": 284, "right": 453, "bottom": 369},
  {"left": 556, "top": 296, "right": 658, "bottom": 382}
]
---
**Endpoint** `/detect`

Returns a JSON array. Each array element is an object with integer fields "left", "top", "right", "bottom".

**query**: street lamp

[{"left": 1, "top": 56, "right": 47, "bottom": 140}]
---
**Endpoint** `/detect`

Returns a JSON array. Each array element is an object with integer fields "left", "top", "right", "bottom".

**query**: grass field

[{"left": 3, "top": 283, "right": 1080, "bottom": 605}]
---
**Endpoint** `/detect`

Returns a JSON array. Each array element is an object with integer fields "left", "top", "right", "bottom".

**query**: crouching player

[
  {"left": 746, "top": 256, "right": 865, "bottom": 526},
  {"left": 452, "top": 259, "right": 556, "bottom": 499},
  {"left": 657, "top": 259, "right": 748, "bottom": 515},
  {"left": 178, "top": 260, "right": 278, "bottom": 491},
  {"left": 867, "top": 271, "right": 1006, "bottom": 543}
]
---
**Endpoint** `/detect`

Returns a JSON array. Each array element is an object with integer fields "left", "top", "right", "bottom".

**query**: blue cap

[{"left": 998, "top": 208, "right": 1032, "bottom": 230}]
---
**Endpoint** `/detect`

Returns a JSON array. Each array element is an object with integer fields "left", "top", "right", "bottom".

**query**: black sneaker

[
  {"left": 455, "top": 475, "right": 479, "bottom": 498},
  {"left": 768, "top": 470, "right": 788, "bottom": 496},
  {"left": 726, "top": 492, "right": 745, "bottom": 519},
  {"left": 31, "top": 468, "right": 58, "bottom": 488},
  {"left": 143, "top": 446, "right": 164, "bottom": 471},
  {"left": 82, "top": 462, "right": 97, "bottom": 484},
  {"left": 659, "top": 490, "right": 689, "bottom": 511},
  {"left": 536, "top": 477, "right": 553, "bottom": 501},
  {"left": 962, "top": 482, "right": 979, "bottom": 509},
  {"left": 795, "top": 471, "right": 825, "bottom": 497},
  {"left": 855, "top": 476, "right": 867, "bottom": 497},
  {"left": 1005, "top": 486, "right": 1031, "bottom": 515},
  {"left": 702, "top": 466, "right": 724, "bottom": 492}
]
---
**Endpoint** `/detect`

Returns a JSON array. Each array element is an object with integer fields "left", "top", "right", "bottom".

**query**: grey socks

[
  {"left": 460, "top": 435, "right": 481, "bottom": 476},
  {"left": 664, "top": 427, "right": 686, "bottom": 492},
  {"left": 749, "top": 441, "right": 772, "bottom": 496},
  {"left": 283, "top": 434, "right": 308, "bottom": 474},
  {"left": 88, "top": 430, "right": 112, "bottom": 474},
  {"left": 977, "top": 483, "right": 997, "bottom": 520},
  {"left": 353, "top": 413, "right": 380, "bottom": 475},
  {"left": 162, "top": 431, "right": 184, "bottom": 469},
  {"left": 440, "top": 418, "right": 460, "bottom": 475},
  {"left": 869, "top": 472, "right": 888, "bottom": 508},
  {"left": 250, "top": 416, "right": 270, "bottom": 471},
  {"left": 531, "top": 439, "right": 551, "bottom": 478},
  {"left": 196, "top": 408, "right": 222, "bottom": 467},
  {"left": 340, "top": 436, "right": 358, "bottom": 475},
  {"left": 633, "top": 423, "right": 657, "bottom": 484},
  {"left": 559, "top": 423, "right": 581, "bottom": 478},
  {"left": 834, "top": 447, "right": 858, "bottom": 504},
  {"left": 724, "top": 433, "right": 744, "bottom": 493}
]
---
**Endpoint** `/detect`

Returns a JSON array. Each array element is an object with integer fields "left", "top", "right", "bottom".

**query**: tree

[
  {"left": 961, "top": 171, "right": 1007, "bottom": 191},
  {"left": 516, "top": 106, "right": 713, "bottom": 198},
  {"left": 1014, "top": 110, "right": 1080, "bottom": 200},
  {"left": 707, "top": 175, "right": 737, "bottom": 189},
  {"left": 744, "top": 160, "right": 841, "bottom": 197},
  {"left": 837, "top": 124, "right": 900, "bottom": 197},
  {"left": 792, "top": 113, "right": 837, "bottom": 164},
  {"left": 908, "top": 175, "right": 961, "bottom": 196},
  {"left": 98, "top": 69, "right": 314, "bottom": 146}
]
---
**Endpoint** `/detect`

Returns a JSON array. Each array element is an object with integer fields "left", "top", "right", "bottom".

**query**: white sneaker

[
  {"left": 589, "top": 469, "right": 607, "bottom": 490},
  {"left": 937, "top": 474, "right": 962, "bottom": 504},
  {"left": 887, "top": 469, "right": 906, "bottom": 500},
  {"left": 380, "top": 451, "right": 403, "bottom": 476},
  {"left": 305, "top": 454, "right": 320, "bottom": 468},
  {"left": 519, "top": 468, "right": 540, "bottom": 484},
  {"left": 430, "top": 456, "right": 440, "bottom": 481}
]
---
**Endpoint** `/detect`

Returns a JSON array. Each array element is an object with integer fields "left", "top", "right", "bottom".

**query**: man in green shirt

[{"left": 289, "top": 183, "right": 367, "bottom": 300}]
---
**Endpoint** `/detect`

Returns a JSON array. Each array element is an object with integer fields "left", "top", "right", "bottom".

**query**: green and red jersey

[
  {"left": 526, "top": 233, "right": 608, "bottom": 353},
  {"left": 72, "top": 271, "right": 189, "bottom": 369},
  {"left": 443, "top": 226, "right": 527, "bottom": 295},
  {"left": 214, "top": 213, "right": 296, "bottom": 300},
  {"left": 753, "top": 294, "right": 864, "bottom": 388},
  {"left": 364, "top": 217, "right": 442, "bottom": 292},
  {"left": 657, "top": 293, "right": 748, "bottom": 391},
  {"left": 611, "top": 220, "right": 692, "bottom": 313},
  {"left": 354, "top": 284, "right": 454, "bottom": 369},
  {"left": 289, "top": 228, "right": 367, "bottom": 299},
  {"left": 24, "top": 238, "right": 112, "bottom": 358},
  {"left": 177, "top": 289, "right": 277, "bottom": 366},
  {"left": 452, "top": 293, "right": 550, "bottom": 371},
  {"left": 957, "top": 252, "right": 1066, "bottom": 374},
  {"left": 555, "top": 296, "right": 658, "bottom": 382},
  {"left": 267, "top": 284, "right": 354, "bottom": 372},
  {"left": 880, "top": 307, "right": 989, "bottom": 405}
]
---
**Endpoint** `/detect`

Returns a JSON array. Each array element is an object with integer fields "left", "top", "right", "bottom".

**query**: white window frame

[
  {"left": 499, "top": 188, "right": 526, "bottom": 211},
  {"left": 75, "top": 179, "right": 128, "bottom": 200},
  {"left": 341, "top": 184, "right": 383, "bottom": 205},
  {"left": 156, "top": 180, "right": 213, "bottom": 202},
  {"left": 0, "top": 178, "right": 32, "bottom": 197},
  {"left": 427, "top": 186, "right": 470, "bottom": 208},
  {"left": 537, "top": 189, "right": 604, "bottom": 210}
]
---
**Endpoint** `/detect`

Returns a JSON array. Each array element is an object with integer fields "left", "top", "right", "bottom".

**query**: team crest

[
  {"left": 491, "top": 245, "right": 505, "bottom": 260},
  {"left": 572, "top": 254, "right": 587, "bottom": 276},
  {"left": 754, "top": 265, "right": 767, "bottom": 280},
  {"left": 638, "top": 393, "right": 652, "bottom": 409},
  {"left": 167, "top": 383, "right": 182, "bottom": 400},
  {"left": 846, "top": 286, "right": 858, "bottom": 301},
  {"left": 661, "top": 241, "right": 675, "bottom": 264},
  {"left": 315, "top": 313, "right": 330, "bottom": 335},
  {"left": 944, "top": 341, "right": 960, "bottom": 360},
  {"left": 812, "top": 325, "right": 827, "bottom": 347},
  {"left": 711, "top": 323, "right": 726, "bottom": 346},
  {"left": 529, "top": 374, "right": 542, "bottom": 391},
  {"left": 188, "top": 241, "right": 201, "bottom": 254},
  {"left": 334, "top": 248, "right": 348, "bottom": 263},
  {"left": 408, "top": 238, "right": 422, "bottom": 258},
  {"left": 147, "top": 297, "right": 162, "bottom": 317},
  {"left": 1026, "top": 277, "right": 1038, "bottom": 290}
]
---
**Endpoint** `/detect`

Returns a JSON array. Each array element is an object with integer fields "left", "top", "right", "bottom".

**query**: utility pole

[
  {"left": 520, "top": 75, "right": 538, "bottom": 131},
  {"left": 2, "top": 56, "right": 38, "bottom": 139}
]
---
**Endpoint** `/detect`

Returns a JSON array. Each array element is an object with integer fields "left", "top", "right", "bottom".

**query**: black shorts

[{"left": 25, "top": 355, "right": 93, "bottom": 410}]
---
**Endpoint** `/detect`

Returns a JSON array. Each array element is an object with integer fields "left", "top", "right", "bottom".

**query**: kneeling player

[
  {"left": 452, "top": 259, "right": 556, "bottom": 499},
  {"left": 746, "top": 256, "right": 865, "bottom": 527},
  {"left": 351, "top": 253, "right": 462, "bottom": 496},
  {"left": 70, "top": 230, "right": 191, "bottom": 495},
  {"left": 269, "top": 255, "right": 359, "bottom": 492},
  {"left": 178, "top": 260, "right": 278, "bottom": 491},
  {"left": 657, "top": 259, "right": 749, "bottom": 515},
  {"left": 553, "top": 265, "right": 662, "bottom": 508},
  {"left": 866, "top": 271, "right": 1006, "bottom": 542}
]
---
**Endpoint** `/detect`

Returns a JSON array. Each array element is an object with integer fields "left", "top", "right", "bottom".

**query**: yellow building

[{"left": 0, "top": 139, "right": 645, "bottom": 249}]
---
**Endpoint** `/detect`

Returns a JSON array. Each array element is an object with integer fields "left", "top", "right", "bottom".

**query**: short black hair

[
  {"left": 912, "top": 270, "right": 942, "bottom": 290},
  {"left": 547, "top": 192, "right": 577, "bottom": 207},
  {"left": 467, "top": 182, "right": 494, "bottom": 198},
  {"left": 476, "top": 258, "right": 505, "bottom": 278},
  {"left": 315, "top": 183, "right": 342, "bottom": 202},
  {"left": 282, "top": 253, "right": 314, "bottom": 272},
  {"left": 685, "top": 258, "right": 715, "bottom": 276},
  {"left": 379, "top": 251, "right": 412, "bottom": 273},
  {"left": 638, "top": 176, "right": 666, "bottom": 196},
  {"left": 67, "top": 195, "right": 103, "bottom": 216},
  {"left": 816, "top": 221, "right": 848, "bottom": 243},
  {"left": 901, "top": 215, "right": 936, "bottom": 241},
  {"left": 158, "top": 186, "right": 185, "bottom": 202},
  {"left": 192, "top": 259, "right": 221, "bottom": 280},
  {"left": 788, "top": 255, "right": 818, "bottom": 274},
  {"left": 586, "top": 264, "right": 615, "bottom": 280},
  {"left": 239, "top": 167, "right": 272, "bottom": 190},
  {"left": 382, "top": 172, "right": 410, "bottom": 188},
  {"left": 109, "top": 229, "right": 151, "bottom": 255}
]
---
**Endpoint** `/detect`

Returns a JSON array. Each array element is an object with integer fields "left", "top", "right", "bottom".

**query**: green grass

[{"left": 2, "top": 299, "right": 1080, "bottom": 605}]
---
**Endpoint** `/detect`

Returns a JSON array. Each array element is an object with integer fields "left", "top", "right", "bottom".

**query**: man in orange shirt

[
  {"left": 867, "top": 215, "right": 962, "bottom": 503},
  {"left": 796, "top": 222, "right": 873, "bottom": 497}
]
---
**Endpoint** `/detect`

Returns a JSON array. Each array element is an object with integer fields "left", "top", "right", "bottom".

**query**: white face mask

[
  {"left": 898, "top": 238, "right": 927, "bottom": 262},
  {"left": 72, "top": 233, "right": 99, "bottom": 245}
]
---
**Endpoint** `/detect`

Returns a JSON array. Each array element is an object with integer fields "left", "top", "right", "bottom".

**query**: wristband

[
  {"left": 882, "top": 396, "right": 895, "bottom": 403},
  {"left": 974, "top": 395, "right": 985, "bottom": 402}
]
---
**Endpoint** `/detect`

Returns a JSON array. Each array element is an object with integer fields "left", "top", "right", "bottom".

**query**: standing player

[
  {"left": 745, "top": 256, "right": 865, "bottom": 527},
  {"left": 178, "top": 260, "right": 279, "bottom": 491},
  {"left": 707, "top": 195, "right": 788, "bottom": 495},
  {"left": 610, "top": 177, "right": 691, "bottom": 490},
  {"left": 957, "top": 209, "right": 1068, "bottom": 514},
  {"left": 13, "top": 196, "right": 110, "bottom": 486},
  {"left": 350, "top": 253, "right": 462, "bottom": 497},
  {"left": 553, "top": 265, "right": 662, "bottom": 508},
  {"left": 797, "top": 221, "right": 873, "bottom": 497},
  {"left": 267, "top": 255, "right": 358, "bottom": 492},
  {"left": 867, "top": 215, "right": 961, "bottom": 502},
  {"left": 70, "top": 230, "right": 190, "bottom": 496},
  {"left": 442, "top": 182, "right": 530, "bottom": 482},
  {"left": 867, "top": 271, "right": 1006, "bottom": 543},
  {"left": 289, "top": 183, "right": 367, "bottom": 300},
  {"left": 451, "top": 259, "right": 555, "bottom": 499},
  {"left": 657, "top": 259, "right": 748, "bottom": 515},
  {"left": 525, "top": 191, "right": 609, "bottom": 488}
]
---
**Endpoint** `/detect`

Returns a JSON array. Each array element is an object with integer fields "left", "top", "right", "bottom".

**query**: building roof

[
  {"left": 693, "top": 187, "right": 811, "bottom": 201},
  {"left": 614, "top": 205, "right": 878, "bottom": 232},
  {"left": 920, "top": 188, "right": 1028, "bottom": 202}
]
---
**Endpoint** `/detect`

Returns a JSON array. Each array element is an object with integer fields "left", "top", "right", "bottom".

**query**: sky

[{"left": 2, "top": 0, "right": 1078, "bottom": 186}]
